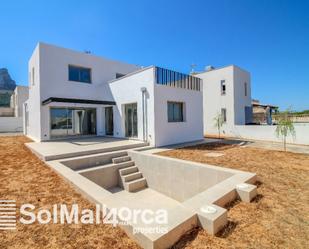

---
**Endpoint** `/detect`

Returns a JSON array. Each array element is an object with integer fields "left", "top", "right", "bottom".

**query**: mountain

[{"left": 0, "top": 68, "right": 16, "bottom": 91}]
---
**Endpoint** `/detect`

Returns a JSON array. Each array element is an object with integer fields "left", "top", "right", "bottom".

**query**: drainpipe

[{"left": 140, "top": 87, "right": 147, "bottom": 141}]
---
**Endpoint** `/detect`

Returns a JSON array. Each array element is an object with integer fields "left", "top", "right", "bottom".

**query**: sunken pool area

[{"left": 46, "top": 148, "right": 257, "bottom": 249}]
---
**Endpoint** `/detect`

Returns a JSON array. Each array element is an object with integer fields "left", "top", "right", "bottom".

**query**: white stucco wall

[
  {"left": 154, "top": 84, "right": 204, "bottom": 147},
  {"left": 197, "top": 66, "right": 235, "bottom": 135},
  {"left": 109, "top": 67, "right": 156, "bottom": 145},
  {"left": 38, "top": 42, "right": 140, "bottom": 102},
  {"left": 27, "top": 44, "right": 41, "bottom": 141},
  {"left": 228, "top": 124, "right": 309, "bottom": 145},
  {"left": 0, "top": 117, "right": 23, "bottom": 132},
  {"left": 13, "top": 86, "right": 29, "bottom": 117},
  {"left": 233, "top": 67, "right": 251, "bottom": 125}
]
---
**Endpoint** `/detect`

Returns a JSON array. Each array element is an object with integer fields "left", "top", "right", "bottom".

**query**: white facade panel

[
  {"left": 154, "top": 84, "right": 203, "bottom": 147},
  {"left": 197, "top": 65, "right": 252, "bottom": 136}
]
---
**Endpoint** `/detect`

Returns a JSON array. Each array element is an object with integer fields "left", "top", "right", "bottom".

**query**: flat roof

[{"left": 42, "top": 97, "right": 116, "bottom": 106}]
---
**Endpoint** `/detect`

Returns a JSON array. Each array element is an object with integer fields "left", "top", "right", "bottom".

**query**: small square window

[
  {"left": 168, "top": 102, "right": 184, "bottom": 122},
  {"left": 68, "top": 65, "right": 91, "bottom": 83},
  {"left": 221, "top": 80, "right": 226, "bottom": 95}
]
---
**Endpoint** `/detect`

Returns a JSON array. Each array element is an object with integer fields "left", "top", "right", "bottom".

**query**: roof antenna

[{"left": 190, "top": 63, "right": 197, "bottom": 74}]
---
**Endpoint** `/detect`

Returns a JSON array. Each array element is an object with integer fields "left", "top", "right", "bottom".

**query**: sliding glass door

[
  {"left": 50, "top": 107, "right": 96, "bottom": 138},
  {"left": 105, "top": 107, "right": 114, "bottom": 136},
  {"left": 125, "top": 103, "right": 138, "bottom": 138}
]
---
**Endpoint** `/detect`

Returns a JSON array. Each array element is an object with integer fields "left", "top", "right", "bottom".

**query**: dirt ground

[
  {"left": 1, "top": 136, "right": 308, "bottom": 249},
  {"left": 0, "top": 136, "right": 140, "bottom": 249},
  {"left": 158, "top": 142, "right": 309, "bottom": 249}
]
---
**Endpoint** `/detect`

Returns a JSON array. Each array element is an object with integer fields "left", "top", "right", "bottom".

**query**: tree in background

[
  {"left": 214, "top": 112, "right": 224, "bottom": 139},
  {"left": 275, "top": 108, "right": 296, "bottom": 151}
]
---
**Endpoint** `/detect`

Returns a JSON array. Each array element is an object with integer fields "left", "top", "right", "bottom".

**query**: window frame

[
  {"left": 68, "top": 65, "right": 92, "bottom": 84},
  {"left": 167, "top": 101, "right": 184, "bottom": 123},
  {"left": 221, "top": 108, "right": 227, "bottom": 123},
  {"left": 116, "top": 73, "right": 126, "bottom": 79},
  {"left": 32, "top": 67, "right": 35, "bottom": 86},
  {"left": 221, "top": 80, "right": 226, "bottom": 95},
  {"left": 244, "top": 82, "right": 248, "bottom": 96}
]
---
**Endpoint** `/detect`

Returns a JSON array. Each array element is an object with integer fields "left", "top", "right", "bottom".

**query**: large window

[
  {"left": 168, "top": 102, "right": 184, "bottom": 122},
  {"left": 68, "top": 65, "right": 91, "bottom": 83},
  {"left": 50, "top": 107, "right": 96, "bottom": 138}
]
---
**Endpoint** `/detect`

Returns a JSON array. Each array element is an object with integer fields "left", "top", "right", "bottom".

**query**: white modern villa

[
  {"left": 22, "top": 43, "right": 267, "bottom": 249},
  {"left": 24, "top": 43, "right": 204, "bottom": 147}
]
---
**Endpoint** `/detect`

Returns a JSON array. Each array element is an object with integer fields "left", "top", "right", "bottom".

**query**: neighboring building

[
  {"left": 252, "top": 99, "right": 278, "bottom": 124},
  {"left": 25, "top": 43, "right": 203, "bottom": 146},
  {"left": 0, "top": 85, "right": 29, "bottom": 132},
  {"left": 0, "top": 68, "right": 16, "bottom": 108},
  {"left": 195, "top": 65, "right": 252, "bottom": 136}
]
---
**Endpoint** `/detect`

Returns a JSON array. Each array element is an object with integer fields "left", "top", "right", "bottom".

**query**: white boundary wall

[
  {"left": 0, "top": 117, "right": 23, "bottom": 132},
  {"left": 226, "top": 124, "right": 309, "bottom": 145}
]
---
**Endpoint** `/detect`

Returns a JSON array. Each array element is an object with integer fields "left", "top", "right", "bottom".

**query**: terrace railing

[{"left": 155, "top": 67, "right": 201, "bottom": 91}]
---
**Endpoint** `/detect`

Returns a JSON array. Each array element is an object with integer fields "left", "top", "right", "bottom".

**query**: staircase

[{"left": 112, "top": 155, "right": 147, "bottom": 192}]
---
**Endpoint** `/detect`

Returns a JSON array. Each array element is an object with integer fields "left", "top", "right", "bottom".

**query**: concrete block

[
  {"left": 236, "top": 183, "right": 257, "bottom": 202},
  {"left": 125, "top": 178, "right": 147, "bottom": 192},
  {"left": 112, "top": 155, "right": 131, "bottom": 164},
  {"left": 197, "top": 204, "right": 227, "bottom": 235},
  {"left": 122, "top": 172, "right": 143, "bottom": 182},
  {"left": 119, "top": 166, "right": 138, "bottom": 175}
]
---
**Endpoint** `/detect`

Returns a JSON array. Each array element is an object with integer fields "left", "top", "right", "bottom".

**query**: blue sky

[{"left": 0, "top": 0, "right": 308, "bottom": 111}]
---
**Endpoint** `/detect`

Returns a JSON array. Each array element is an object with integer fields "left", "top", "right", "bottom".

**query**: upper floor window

[
  {"left": 68, "top": 65, "right": 91, "bottom": 83},
  {"left": 168, "top": 101, "right": 184, "bottom": 122},
  {"left": 221, "top": 80, "right": 226, "bottom": 95},
  {"left": 116, "top": 73, "right": 126, "bottom": 79},
  {"left": 244, "top": 82, "right": 248, "bottom": 96}
]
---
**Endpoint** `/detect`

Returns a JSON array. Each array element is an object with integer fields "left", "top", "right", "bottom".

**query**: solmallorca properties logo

[
  {"left": 0, "top": 200, "right": 16, "bottom": 230},
  {"left": 0, "top": 200, "right": 168, "bottom": 235}
]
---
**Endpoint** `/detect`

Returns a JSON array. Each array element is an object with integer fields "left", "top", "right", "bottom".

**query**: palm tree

[
  {"left": 214, "top": 112, "right": 224, "bottom": 139},
  {"left": 275, "top": 108, "right": 296, "bottom": 151}
]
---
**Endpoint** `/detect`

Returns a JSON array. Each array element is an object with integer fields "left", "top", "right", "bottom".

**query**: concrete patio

[{"left": 25, "top": 136, "right": 149, "bottom": 161}]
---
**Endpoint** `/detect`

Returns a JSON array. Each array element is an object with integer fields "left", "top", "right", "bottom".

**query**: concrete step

[
  {"left": 122, "top": 172, "right": 143, "bottom": 182},
  {"left": 125, "top": 178, "right": 147, "bottom": 192},
  {"left": 116, "top": 160, "right": 135, "bottom": 169},
  {"left": 112, "top": 155, "right": 131, "bottom": 164},
  {"left": 119, "top": 166, "right": 138, "bottom": 176}
]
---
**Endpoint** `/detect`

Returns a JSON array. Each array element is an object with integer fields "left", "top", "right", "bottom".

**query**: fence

[
  {"left": 230, "top": 124, "right": 309, "bottom": 145},
  {"left": 155, "top": 67, "right": 201, "bottom": 91},
  {"left": 0, "top": 117, "right": 23, "bottom": 132}
]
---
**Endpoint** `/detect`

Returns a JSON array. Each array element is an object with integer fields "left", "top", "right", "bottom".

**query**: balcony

[{"left": 155, "top": 67, "right": 201, "bottom": 91}]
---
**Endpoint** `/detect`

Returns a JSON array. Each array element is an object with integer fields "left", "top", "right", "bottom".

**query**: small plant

[
  {"left": 214, "top": 112, "right": 224, "bottom": 139},
  {"left": 275, "top": 108, "right": 296, "bottom": 151}
]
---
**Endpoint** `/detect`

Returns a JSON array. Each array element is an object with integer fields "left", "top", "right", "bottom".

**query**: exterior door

[
  {"left": 105, "top": 107, "right": 114, "bottom": 135},
  {"left": 125, "top": 103, "right": 138, "bottom": 138}
]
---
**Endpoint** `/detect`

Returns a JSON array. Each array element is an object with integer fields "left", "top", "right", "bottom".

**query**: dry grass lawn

[
  {"left": 1, "top": 136, "right": 308, "bottom": 249},
  {"left": 0, "top": 136, "right": 140, "bottom": 249},
  {"left": 158, "top": 142, "right": 309, "bottom": 249}
]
